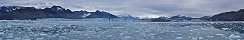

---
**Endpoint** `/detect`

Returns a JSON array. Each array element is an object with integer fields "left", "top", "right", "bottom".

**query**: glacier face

[{"left": 0, "top": 20, "right": 243, "bottom": 40}]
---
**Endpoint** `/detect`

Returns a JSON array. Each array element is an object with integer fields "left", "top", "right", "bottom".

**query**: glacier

[{"left": 0, "top": 19, "right": 243, "bottom": 40}]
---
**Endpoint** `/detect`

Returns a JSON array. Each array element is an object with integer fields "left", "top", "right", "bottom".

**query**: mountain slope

[
  {"left": 210, "top": 9, "right": 244, "bottom": 21},
  {"left": 0, "top": 6, "right": 118, "bottom": 20},
  {"left": 85, "top": 10, "right": 118, "bottom": 18}
]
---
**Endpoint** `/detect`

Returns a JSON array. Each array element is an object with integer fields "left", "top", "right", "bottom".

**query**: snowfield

[{"left": 0, "top": 20, "right": 243, "bottom": 40}]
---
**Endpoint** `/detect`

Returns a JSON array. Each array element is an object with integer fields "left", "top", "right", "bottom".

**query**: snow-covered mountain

[
  {"left": 117, "top": 15, "right": 140, "bottom": 19},
  {"left": 0, "top": 6, "right": 119, "bottom": 20},
  {"left": 168, "top": 15, "right": 193, "bottom": 22},
  {"left": 73, "top": 10, "right": 118, "bottom": 18},
  {"left": 85, "top": 10, "right": 118, "bottom": 18},
  {"left": 0, "top": 6, "right": 23, "bottom": 14}
]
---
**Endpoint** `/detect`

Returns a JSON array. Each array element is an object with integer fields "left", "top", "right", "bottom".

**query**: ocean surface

[{"left": 0, "top": 20, "right": 243, "bottom": 40}]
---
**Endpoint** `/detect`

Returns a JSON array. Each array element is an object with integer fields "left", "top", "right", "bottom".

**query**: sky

[{"left": 1, "top": 0, "right": 244, "bottom": 18}]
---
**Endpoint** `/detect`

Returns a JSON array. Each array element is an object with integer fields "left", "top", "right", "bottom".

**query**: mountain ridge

[
  {"left": 210, "top": 9, "right": 244, "bottom": 21},
  {"left": 0, "top": 6, "right": 118, "bottom": 20}
]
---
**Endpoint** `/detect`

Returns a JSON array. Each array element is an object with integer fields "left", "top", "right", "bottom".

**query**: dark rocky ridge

[
  {"left": 0, "top": 6, "right": 118, "bottom": 20},
  {"left": 210, "top": 9, "right": 244, "bottom": 21}
]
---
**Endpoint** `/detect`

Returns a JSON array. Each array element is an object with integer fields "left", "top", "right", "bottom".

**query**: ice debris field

[{"left": 0, "top": 20, "right": 243, "bottom": 40}]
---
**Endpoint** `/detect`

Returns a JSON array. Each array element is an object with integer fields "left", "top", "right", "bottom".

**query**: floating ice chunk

[
  {"left": 70, "top": 31, "right": 83, "bottom": 33},
  {"left": 216, "top": 34, "right": 224, "bottom": 35},
  {"left": 150, "top": 34, "right": 156, "bottom": 36},
  {"left": 119, "top": 33, "right": 125, "bottom": 36},
  {"left": 198, "top": 37, "right": 203, "bottom": 39},
  {"left": 113, "top": 27, "right": 126, "bottom": 29},
  {"left": 124, "top": 36, "right": 132, "bottom": 38},
  {"left": 207, "top": 36, "right": 214, "bottom": 38},
  {"left": 84, "top": 34, "right": 89, "bottom": 35},
  {"left": 216, "top": 34, "right": 225, "bottom": 37},
  {"left": 40, "top": 33, "right": 48, "bottom": 36},
  {"left": 87, "top": 37, "right": 91, "bottom": 38},
  {"left": 171, "top": 31, "right": 179, "bottom": 32},
  {"left": 23, "top": 39, "right": 31, "bottom": 40},
  {"left": 200, "top": 28, "right": 207, "bottom": 30},
  {"left": 175, "top": 37, "right": 183, "bottom": 39},
  {"left": 6, "top": 36, "right": 13, "bottom": 38},
  {"left": 221, "top": 28, "right": 230, "bottom": 30},
  {"left": 193, "top": 29, "right": 199, "bottom": 30},
  {"left": 36, "top": 38, "right": 44, "bottom": 40},
  {"left": 135, "top": 31, "right": 140, "bottom": 32},
  {"left": 176, "top": 33, "right": 182, "bottom": 35},
  {"left": 0, "top": 32, "right": 4, "bottom": 35},
  {"left": 229, "top": 34, "right": 242, "bottom": 39},
  {"left": 14, "top": 38, "right": 21, "bottom": 40}
]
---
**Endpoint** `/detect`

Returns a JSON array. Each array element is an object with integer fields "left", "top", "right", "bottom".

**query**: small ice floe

[
  {"left": 23, "top": 39, "right": 31, "bottom": 40},
  {"left": 124, "top": 36, "right": 132, "bottom": 38},
  {"left": 171, "top": 31, "right": 179, "bottom": 32},
  {"left": 36, "top": 38, "right": 44, "bottom": 40},
  {"left": 206, "top": 36, "right": 214, "bottom": 38},
  {"left": 216, "top": 34, "right": 225, "bottom": 37},
  {"left": 193, "top": 29, "right": 199, "bottom": 30},
  {"left": 40, "top": 33, "right": 48, "bottom": 36},
  {"left": 113, "top": 27, "right": 126, "bottom": 29},
  {"left": 119, "top": 33, "right": 125, "bottom": 36},
  {"left": 14, "top": 38, "right": 21, "bottom": 40},
  {"left": 175, "top": 37, "right": 183, "bottom": 39},
  {"left": 135, "top": 31, "right": 140, "bottom": 32},
  {"left": 0, "top": 32, "right": 5, "bottom": 35},
  {"left": 149, "top": 34, "right": 156, "bottom": 36},
  {"left": 70, "top": 31, "right": 83, "bottom": 33},
  {"left": 229, "top": 34, "right": 242, "bottom": 38},
  {"left": 200, "top": 28, "right": 207, "bottom": 30},
  {"left": 221, "top": 28, "right": 230, "bottom": 30},
  {"left": 87, "top": 37, "right": 91, "bottom": 38},
  {"left": 176, "top": 33, "right": 182, "bottom": 35},
  {"left": 6, "top": 36, "right": 13, "bottom": 38},
  {"left": 229, "top": 34, "right": 242, "bottom": 40},
  {"left": 198, "top": 37, "right": 203, "bottom": 39}
]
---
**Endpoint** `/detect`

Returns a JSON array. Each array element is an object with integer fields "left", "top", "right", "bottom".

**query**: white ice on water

[
  {"left": 175, "top": 37, "right": 183, "bottom": 39},
  {"left": 229, "top": 34, "right": 242, "bottom": 39},
  {"left": 0, "top": 19, "right": 243, "bottom": 40}
]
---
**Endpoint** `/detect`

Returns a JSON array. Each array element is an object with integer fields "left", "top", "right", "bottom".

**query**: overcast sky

[{"left": 1, "top": 0, "right": 244, "bottom": 18}]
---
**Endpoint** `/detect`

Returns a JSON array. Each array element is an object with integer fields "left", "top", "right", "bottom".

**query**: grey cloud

[{"left": 1, "top": 0, "right": 244, "bottom": 17}]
